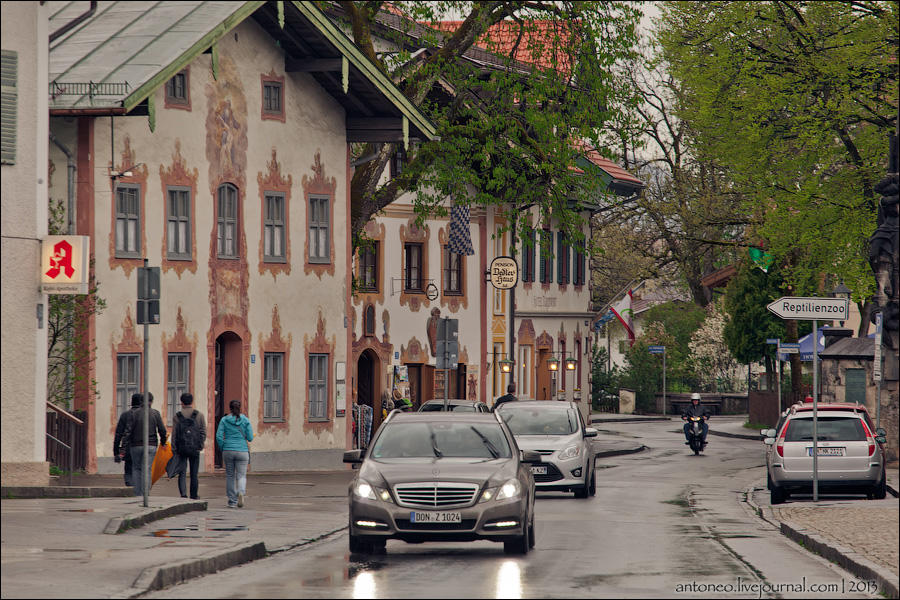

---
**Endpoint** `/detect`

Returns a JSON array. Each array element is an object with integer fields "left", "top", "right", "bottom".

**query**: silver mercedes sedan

[{"left": 343, "top": 411, "right": 540, "bottom": 555}]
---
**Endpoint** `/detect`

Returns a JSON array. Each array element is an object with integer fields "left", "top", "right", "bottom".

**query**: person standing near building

[
  {"left": 493, "top": 382, "right": 517, "bottom": 412},
  {"left": 112, "top": 394, "right": 141, "bottom": 486},
  {"left": 216, "top": 399, "right": 253, "bottom": 508},
  {"left": 172, "top": 393, "right": 206, "bottom": 499},
  {"left": 122, "top": 393, "right": 167, "bottom": 497}
]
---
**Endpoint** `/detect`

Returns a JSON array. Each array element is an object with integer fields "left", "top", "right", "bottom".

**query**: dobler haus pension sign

[{"left": 490, "top": 256, "right": 518, "bottom": 290}]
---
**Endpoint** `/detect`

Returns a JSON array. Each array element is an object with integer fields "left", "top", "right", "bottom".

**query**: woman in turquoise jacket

[{"left": 216, "top": 400, "right": 254, "bottom": 508}]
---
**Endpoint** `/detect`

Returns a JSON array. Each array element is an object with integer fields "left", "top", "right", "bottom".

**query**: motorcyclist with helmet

[{"left": 682, "top": 393, "right": 710, "bottom": 446}]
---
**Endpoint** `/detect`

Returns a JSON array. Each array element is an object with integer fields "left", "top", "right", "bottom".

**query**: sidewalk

[{"left": 1, "top": 470, "right": 354, "bottom": 598}]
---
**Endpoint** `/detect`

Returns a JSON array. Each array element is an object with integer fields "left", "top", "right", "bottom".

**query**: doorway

[
  {"left": 357, "top": 349, "right": 382, "bottom": 430},
  {"left": 214, "top": 332, "right": 242, "bottom": 468},
  {"left": 536, "top": 349, "right": 551, "bottom": 400}
]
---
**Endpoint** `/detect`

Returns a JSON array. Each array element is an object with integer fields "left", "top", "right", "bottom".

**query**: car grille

[
  {"left": 533, "top": 463, "right": 564, "bottom": 483},
  {"left": 393, "top": 482, "right": 480, "bottom": 508},
  {"left": 395, "top": 519, "right": 477, "bottom": 531}
]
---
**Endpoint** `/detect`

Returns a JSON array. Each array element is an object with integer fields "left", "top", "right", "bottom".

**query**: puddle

[{"left": 149, "top": 525, "right": 248, "bottom": 537}]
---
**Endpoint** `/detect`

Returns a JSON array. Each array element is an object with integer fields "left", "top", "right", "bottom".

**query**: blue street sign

[
  {"left": 766, "top": 338, "right": 779, "bottom": 344},
  {"left": 648, "top": 345, "right": 665, "bottom": 354}
]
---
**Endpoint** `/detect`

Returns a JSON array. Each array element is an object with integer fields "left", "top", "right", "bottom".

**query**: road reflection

[
  {"left": 495, "top": 560, "right": 522, "bottom": 599},
  {"left": 353, "top": 570, "right": 377, "bottom": 598}
]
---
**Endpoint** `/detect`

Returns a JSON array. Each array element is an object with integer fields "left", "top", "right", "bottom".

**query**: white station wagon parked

[{"left": 763, "top": 402, "right": 887, "bottom": 504}]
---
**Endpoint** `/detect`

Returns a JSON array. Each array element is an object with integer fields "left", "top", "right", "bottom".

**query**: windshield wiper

[
  {"left": 429, "top": 428, "right": 444, "bottom": 458},
  {"left": 470, "top": 426, "right": 500, "bottom": 458}
]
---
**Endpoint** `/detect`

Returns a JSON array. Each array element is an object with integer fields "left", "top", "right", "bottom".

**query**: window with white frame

[
  {"left": 359, "top": 242, "right": 378, "bottom": 292},
  {"left": 217, "top": 183, "right": 238, "bottom": 258},
  {"left": 115, "top": 184, "right": 141, "bottom": 258},
  {"left": 443, "top": 245, "right": 462, "bottom": 294},
  {"left": 492, "top": 342, "right": 504, "bottom": 398},
  {"left": 404, "top": 243, "right": 423, "bottom": 291},
  {"left": 167, "top": 353, "right": 190, "bottom": 426},
  {"left": 309, "top": 195, "right": 330, "bottom": 263},
  {"left": 264, "top": 352, "right": 284, "bottom": 421},
  {"left": 264, "top": 192, "right": 285, "bottom": 262},
  {"left": 166, "top": 186, "right": 191, "bottom": 259},
  {"left": 116, "top": 353, "right": 141, "bottom": 418},
  {"left": 308, "top": 353, "right": 328, "bottom": 421}
]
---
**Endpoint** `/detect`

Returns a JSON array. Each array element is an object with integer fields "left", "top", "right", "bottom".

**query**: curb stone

[
  {"left": 594, "top": 445, "right": 647, "bottom": 459},
  {"left": 104, "top": 500, "right": 207, "bottom": 534},
  {"left": 123, "top": 526, "right": 349, "bottom": 597},
  {"left": 124, "top": 541, "right": 267, "bottom": 597},
  {"left": 1, "top": 486, "right": 133, "bottom": 499},
  {"left": 744, "top": 481, "right": 900, "bottom": 599}
]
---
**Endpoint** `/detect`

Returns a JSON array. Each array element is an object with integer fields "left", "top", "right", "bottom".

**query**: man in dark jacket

[
  {"left": 123, "top": 393, "right": 167, "bottom": 496},
  {"left": 493, "top": 383, "right": 517, "bottom": 412},
  {"left": 112, "top": 394, "right": 142, "bottom": 486},
  {"left": 172, "top": 393, "right": 206, "bottom": 499},
  {"left": 682, "top": 393, "right": 710, "bottom": 445}
]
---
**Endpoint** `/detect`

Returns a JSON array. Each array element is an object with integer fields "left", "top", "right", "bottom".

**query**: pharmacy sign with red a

[{"left": 41, "top": 235, "right": 90, "bottom": 294}]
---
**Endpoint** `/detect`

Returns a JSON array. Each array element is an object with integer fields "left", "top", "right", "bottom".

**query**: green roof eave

[
  {"left": 121, "top": 2, "right": 265, "bottom": 113},
  {"left": 291, "top": 1, "right": 437, "bottom": 141}
]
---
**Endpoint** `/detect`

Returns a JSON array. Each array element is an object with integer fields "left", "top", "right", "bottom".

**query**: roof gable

[{"left": 47, "top": 1, "right": 435, "bottom": 141}]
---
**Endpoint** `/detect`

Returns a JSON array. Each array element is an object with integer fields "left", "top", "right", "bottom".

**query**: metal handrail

[{"left": 46, "top": 402, "right": 81, "bottom": 485}]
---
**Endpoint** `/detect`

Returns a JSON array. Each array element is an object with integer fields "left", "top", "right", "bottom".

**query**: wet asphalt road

[{"left": 150, "top": 420, "right": 875, "bottom": 598}]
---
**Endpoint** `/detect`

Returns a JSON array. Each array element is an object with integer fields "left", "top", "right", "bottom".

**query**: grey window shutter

[{"left": 1, "top": 50, "right": 17, "bottom": 165}]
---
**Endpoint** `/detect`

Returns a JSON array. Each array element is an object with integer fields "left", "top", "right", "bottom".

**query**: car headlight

[
  {"left": 558, "top": 444, "right": 581, "bottom": 460},
  {"left": 353, "top": 480, "right": 393, "bottom": 503},
  {"left": 496, "top": 478, "right": 522, "bottom": 500}
]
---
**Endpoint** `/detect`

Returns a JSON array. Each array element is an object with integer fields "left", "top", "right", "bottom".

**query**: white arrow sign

[{"left": 766, "top": 296, "right": 849, "bottom": 321}]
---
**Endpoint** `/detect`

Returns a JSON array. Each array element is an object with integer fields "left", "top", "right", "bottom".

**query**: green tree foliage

[
  {"left": 656, "top": 1, "right": 899, "bottom": 300},
  {"left": 590, "top": 344, "right": 620, "bottom": 411},
  {"left": 325, "top": 2, "right": 642, "bottom": 246},
  {"left": 641, "top": 300, "right": 706, "bottom": 379},
  {"left": 597, "top": 36, "right": 745, "bottom": 307},
  {"left": 619, "top": 321, "right": 678, "bottom": 412}
]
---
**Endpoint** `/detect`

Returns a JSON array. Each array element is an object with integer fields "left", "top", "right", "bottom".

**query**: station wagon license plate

[
  {"left": 808, "top": 447, "right": 845, "bottom": 456},
  {"left": 410, "top": 511, "right": 461, "bottom": 523},
  {"left": 530, "top": 465, "right": 548, "bottom": 475}
]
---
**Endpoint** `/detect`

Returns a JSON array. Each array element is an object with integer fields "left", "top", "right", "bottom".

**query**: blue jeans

[
  {"left": 130, "top": 446, "right": 157, "bottom": 496},
  {"left": 683, "top": 421, "right": 709, "bottom": 443},
  {"left": 222, "top": 450, "right": 249, "bottom": 506}
]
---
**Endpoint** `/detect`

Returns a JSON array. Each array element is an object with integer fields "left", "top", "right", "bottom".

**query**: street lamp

[
  {"left": 831, "top": 283, "right": 851, "bottom": 327},
  {"left": 565, "top": 356, "right": 577, "bottom": 403},
  {"left": 499, "top": 357, "right": 514, "bottom": 374},
  {"left": 547, "top": 356, "right": 559, "bottom": 371}
]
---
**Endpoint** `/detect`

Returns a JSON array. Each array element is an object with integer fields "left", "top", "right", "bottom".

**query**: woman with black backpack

[{"left": 172, "top": 393, "right": 207, "bottom": 499}]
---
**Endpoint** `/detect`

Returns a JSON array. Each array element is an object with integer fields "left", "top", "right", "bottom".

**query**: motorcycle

[{"left": 685, "top": 416, "right": 706, "bottom": 455}]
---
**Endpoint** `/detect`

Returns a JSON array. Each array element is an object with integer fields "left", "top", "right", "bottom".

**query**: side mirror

[
  {"left": 521, "top": 450, "right": 542, "bottom": 464},
  {"left": 875, "top": 435, "right": 887, "bottom": 444},
  {"left": 763, "top": 437, "right": 775, "bottom": 446},
  {"left": 584, "top": 427, "right": 598, "bottom": 438},
  {"left": 876, "top": 428, "right": 886, "bottom": 437},
  {"left": 763, "top": 429, "right": 776, "bottom": 438},
  {"left": 343, "top": 449, "right": 364, "bottom": 464}
]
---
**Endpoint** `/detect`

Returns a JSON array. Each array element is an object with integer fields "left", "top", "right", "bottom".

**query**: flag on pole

[
  {"left": 610, "top": 289, "right": 635, "bottom": 346},
  {"left": 448, "top": 203, "right": 475, "bottom": 256},
  {"left": 748, "top": 247, "right": 773, "bottom": 273}
]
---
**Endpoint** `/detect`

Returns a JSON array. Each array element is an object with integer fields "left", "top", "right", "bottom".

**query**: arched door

[
  {"left": 214, "top": 332, "right": 242, "bottom": 468},
  {"left": 357, "top": 349, "right": 382, "bottom": 430}
]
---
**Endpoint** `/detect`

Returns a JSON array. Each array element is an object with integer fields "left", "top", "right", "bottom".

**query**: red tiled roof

[
  {"left": 432, "top": 19, "right": 574, "bottom": 73},
  {"left": 582, "top": 150, "right": 642, "bottom": 186}
]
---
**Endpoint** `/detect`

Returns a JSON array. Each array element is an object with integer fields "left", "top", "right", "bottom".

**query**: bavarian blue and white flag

[{"left": 448, "top": 203, "right": 475, "bottom": 256}]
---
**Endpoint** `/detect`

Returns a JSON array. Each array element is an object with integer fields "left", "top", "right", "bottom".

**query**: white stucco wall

[
  {"left": 1, "top": 2, "right": 50, "bottom": 484},
  {"left": 50, "top": 18, "right": 352, "bottom": 469}
]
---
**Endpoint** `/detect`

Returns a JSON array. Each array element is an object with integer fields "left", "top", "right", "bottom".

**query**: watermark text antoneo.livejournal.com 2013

[{"left": 675, "top": 577, "right": 878, "bottom": 597}]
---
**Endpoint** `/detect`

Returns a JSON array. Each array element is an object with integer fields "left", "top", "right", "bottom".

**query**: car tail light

[
  {"left": 776, "top": 422, "right": 789, "bottom": 458},
  {"left": 861, "top": 420, "right": 876, "bottom": 457}
]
